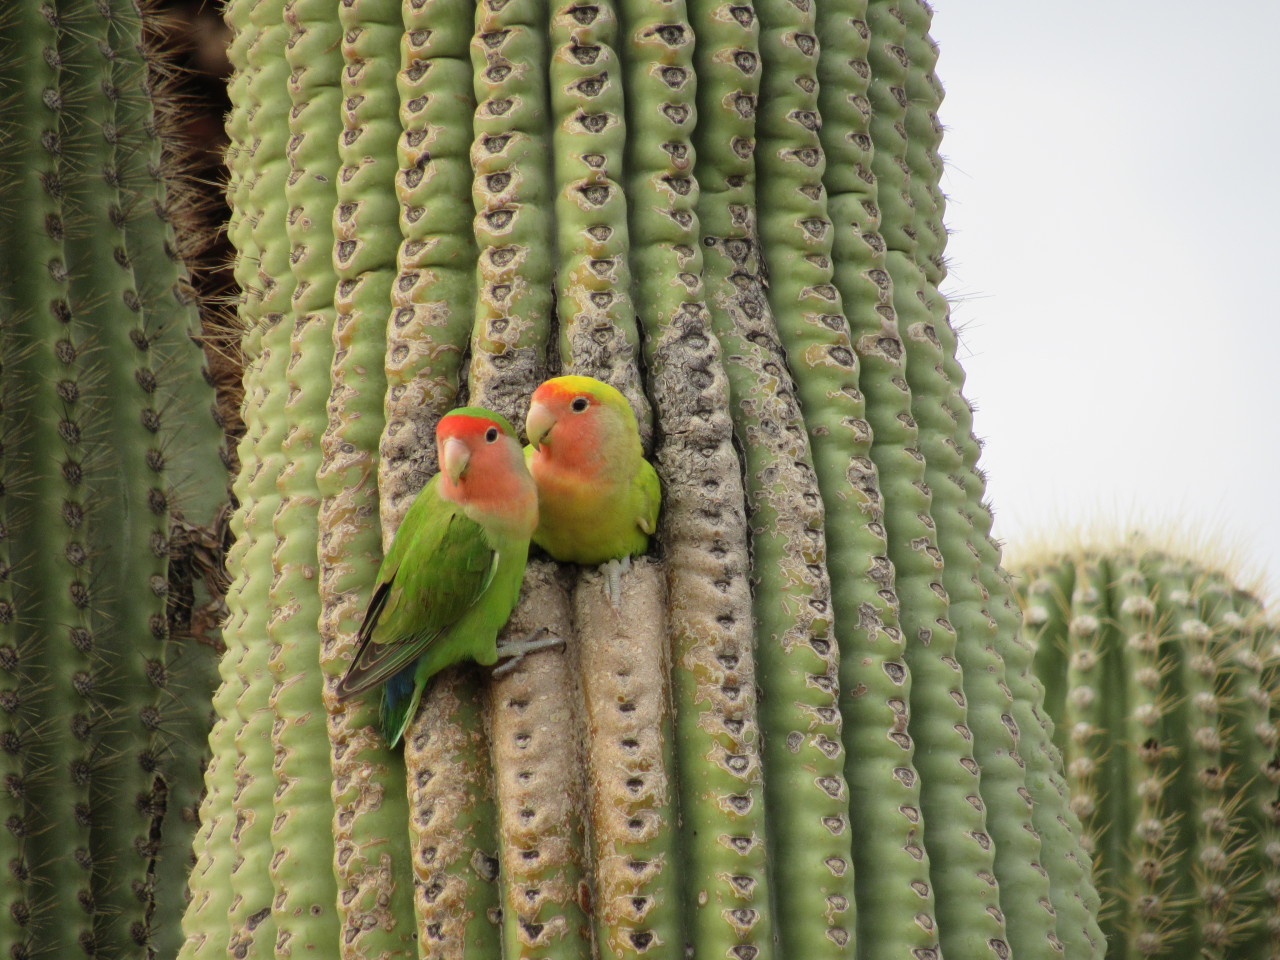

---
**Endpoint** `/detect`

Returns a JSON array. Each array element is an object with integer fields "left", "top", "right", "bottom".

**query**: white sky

[{"left": 930, "top": 0, "right": 1280, "bottom": 594}]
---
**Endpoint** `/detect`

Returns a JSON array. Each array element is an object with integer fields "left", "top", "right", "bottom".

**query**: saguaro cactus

[
  {"left": 179, "top": 1, "right": 1107, "bottom": 959},
  {"left": 1016, "top": 543, "right": 1279, "bottom": 959},
  {"left": 0, "top": 0, "right": 229, "bottom": 957}
]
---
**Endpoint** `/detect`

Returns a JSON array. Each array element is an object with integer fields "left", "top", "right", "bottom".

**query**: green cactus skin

[
  {"left": 1153, "top": 560, "right": 1235, "bottom": 958},
  {"left": 1111, "top": 558, "right": 1177, "bottom": 958},
  {"left": 548, "top": 0, "right": 646, "bottom": 428},
  {"left": 691, "top": 0, "right": 859, "bottom": 954},
  {"left": 638, "top": 274, "right": 773, "bottom": 960},
  {"left": 472, "top": 0, "right": 555, "bottom": 429},
  {"left": 318, "top": 0, "right": 418, "bottom": 954},
  {"left": 9, "top": 1, "right": 106, "bottom": 953},
  {"left": 881, "top": 4, "right": 1072, "bottom": 956},
  {"left": 1220, "top": 589, "right": 1280, "bottom": 960},
  {"left": 65, "top": 0, "right": 192, "bottom": 951},
  {"left": 394, "top": 7, "right": 557, "bottom": 953},
  {"left": 888, "top": 8, "right": 1100, "bottom": 948},
  {"left": 225, "top": 2, "right": 298, "bottom": 956},
  {"left": 263, "top": 0, "right": 344, "bottom": 953},
  {"left": 1016, "top": 546, "right": 1279, "bottom": 959},
  {"left": 172, "top": 3, "right": 262, "bottom": 958},
  {"left": 862, "top": 4, "right": 1011, "bottom": 955},
  {"left": 0, "top": 289, "right": 29, "bottom": 957},
  {"left": 1004, "top": 561, "right": 1103, "bottom": 954},
  {"left": 381, "top": 0, "right": 476, "bottom": 521},
  {"left": 866, "top": 2, "right": 1104, "bottom": 956},
  {"left": 395, "top": 33, "right": 556, "bottom": 943},
  {"left": 544, "top": 3, "right": 688, "bottom": 952},
  {"left": 805, "top": 3, "right": 958, "bottom": 954}
]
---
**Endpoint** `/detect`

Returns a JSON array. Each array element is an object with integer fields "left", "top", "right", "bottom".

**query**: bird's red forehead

[{"left": 438, "top": 413, "right": 501, "bottom": 439}]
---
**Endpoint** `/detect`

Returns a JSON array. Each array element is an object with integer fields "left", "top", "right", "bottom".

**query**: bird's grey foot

[
  {"left": 493, "top": 627, "right": 565, "bottom": 677},
  {"left": 600, "top": 554, "right": 631, "bottom": 611}
]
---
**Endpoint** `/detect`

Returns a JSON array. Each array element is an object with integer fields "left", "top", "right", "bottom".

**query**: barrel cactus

[
  {"left": 1016, "top": 543, "right": 1278, "bottom": 959},
  {"left": 0, "top": 0, "right": 230, "bottom": 957},
  {"left": 174, "top": 0, "right": 1109, "bottom": 959}
]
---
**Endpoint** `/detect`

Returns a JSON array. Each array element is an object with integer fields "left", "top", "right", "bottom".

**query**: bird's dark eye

[
  {"left": 571, "top": 396, "right": 589, "bottom": 413},
  {"left": 485, "top": 426, "right": 499, "bottom": 443}
]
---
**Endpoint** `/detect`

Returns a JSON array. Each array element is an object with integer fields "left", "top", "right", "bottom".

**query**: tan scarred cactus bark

[{"left": 179, "top": 2, "right": 1108, "bottom": 959}]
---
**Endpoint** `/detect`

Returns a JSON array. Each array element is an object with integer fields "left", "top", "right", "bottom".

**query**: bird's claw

[
  {"left": 601, "top": 555, "right": 631, "bottom": 611},
  {"left": 493, "top": 627, "right": 565, "bottom": 678}
]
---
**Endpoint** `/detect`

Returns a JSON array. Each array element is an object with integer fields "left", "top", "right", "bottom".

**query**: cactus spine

[
  {"left": 178, "top": 2, "right": 1110, "bottom": 959},
  {"left": 1017, "top": 544, "right": 1278, "bottom": 959}
]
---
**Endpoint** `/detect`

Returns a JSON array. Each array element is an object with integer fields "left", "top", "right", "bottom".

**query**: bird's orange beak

[
  {"left": 525, "top": 400, "right": 555, "bottom": 451},
  {"left": 442, "top": 435, "right": 471, "bottom": 483}
]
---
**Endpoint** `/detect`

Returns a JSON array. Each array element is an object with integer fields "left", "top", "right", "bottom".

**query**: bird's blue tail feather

[{"left": 380, "top": 664, "right": 418, "bottom": 748}]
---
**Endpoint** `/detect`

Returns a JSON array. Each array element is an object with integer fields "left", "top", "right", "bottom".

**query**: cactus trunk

[
  {"left": 1017, "top": 543, "right": 1278, "bottom": 960},
  {"left": 0, "top": 0, "right": 229, "bottom": 956},
  {"left": 176, "top": 2, "right": 1110, "bottom": 960}
]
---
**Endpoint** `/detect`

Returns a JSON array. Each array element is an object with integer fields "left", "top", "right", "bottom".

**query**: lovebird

[
  {"left": 335, "top": 407, "right": 558, "bottom": 746},
  {"left": 524, "top": 375, "right": 661, "bottom": 603}
]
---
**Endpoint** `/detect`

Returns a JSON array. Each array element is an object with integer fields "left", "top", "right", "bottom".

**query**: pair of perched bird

[{"left": 334, "top": 375, "right": 660, "bottom": 746}]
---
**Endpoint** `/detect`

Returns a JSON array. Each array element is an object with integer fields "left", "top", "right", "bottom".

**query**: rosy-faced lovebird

[
  {"left": 524, "top": 376, "right": 660, "bottom": 602},
  {"left": 335, "top": 407, "right": 555, "bottom": 747}
]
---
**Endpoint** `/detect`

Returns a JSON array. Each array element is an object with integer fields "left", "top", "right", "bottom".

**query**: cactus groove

[
  {"left": 1017, "top": 543, "right": 1278, "bottom": 960},
  {"left": 178, "top": 1, "right": 1109, "bottom": 959}
]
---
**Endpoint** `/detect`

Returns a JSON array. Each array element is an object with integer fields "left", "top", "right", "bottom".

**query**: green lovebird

[
  {"left": 335, "top": 407, "right": 554, "bottom": 746},
  {"left": 524, "top": 376, "right": 661, "bottom": 601}
]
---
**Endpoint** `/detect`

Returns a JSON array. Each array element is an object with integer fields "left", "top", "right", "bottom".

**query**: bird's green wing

[
  {"left": 335, "top": 482, "right": 498, "bottom": 698},
  {"left": 634, "top": 457, "right": 661, "bottom": 536}
]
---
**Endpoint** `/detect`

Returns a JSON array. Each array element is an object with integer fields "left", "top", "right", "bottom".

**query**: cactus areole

[{"left": 177, "top": 1, "right": 1109, "bottom": 959}]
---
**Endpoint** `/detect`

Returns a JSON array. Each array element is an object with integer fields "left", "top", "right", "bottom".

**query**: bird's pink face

[
  {"left": 435, "top": 412, "right": 537, "bottom": 534},
  {"left": 525, "top": 380, "right": 602, "bottom": 457},
  {"left": 437, "top": 413, "right": 511, "bottom": 484}
]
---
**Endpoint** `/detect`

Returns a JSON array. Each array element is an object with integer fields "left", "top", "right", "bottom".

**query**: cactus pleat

[
  {"left": 264, "top": 0, "right": 344, "bottom": 952},
  {"left": 540, "top": 5, "right": 686, "bottom": 950},
  {"left": 882, "top": 8, "right": 1100, "bottom": 948},
  {"left": 0, "top": 236, "right": 29, "bottom": 955},
  {"left": 382, "top": 0, "right": 476, "bottom": 523},
  {"left": 393, "top": 3, "right": 553, "bottom": 954},
  {"left": 0, "top": 0, "right": 228, "bottom": 954},
  {"left": 319, "top": 0, "right": 418, "bottom": 953},
  {"left": 225, "top": 1, "right": 299, "bottom": 955},
  {"left": 5, "top": 1, "right": 96, "bottom": 952},
  {"left": 489, "top": 565, "right": 590, "bottom": 959},
  {"left": 472, "top": 0, "right": 554, "bottom": 422},
  {"left": 1016, "top": 544, "right": 1279, "bottom": 959},
  {"left": 549, "top": 0, "right": 646, "bottom": 425},
  {"left": 176, "top": 2, "right": 1112, "bottom": 959},
  {"left": 860, "top": 5, "right": 1013, "bottom": 956},
  {"left": 177, "top": 3, "right": 259, "bottom": 947},
  {"left": 693, "top": 0, "right": 860, "bottom": 953},
  {"left": 618, "top": 1, "right": 775, "bottom": 955},
  {"left": 803, "top": 2, "right": 956, "bottom": 954},
  {"left": 571, "top": 562, "right": 679, "bottom": 956},
  {"left": 63, "top": 0, "right": 176, "bottom": 949}
]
